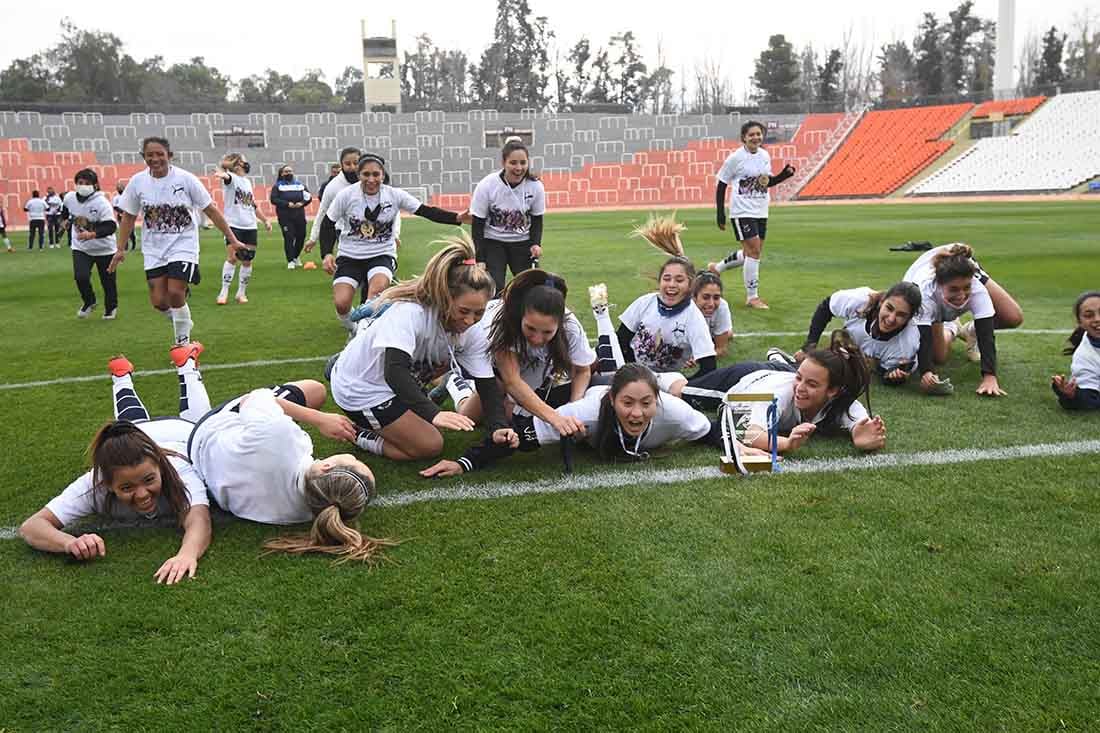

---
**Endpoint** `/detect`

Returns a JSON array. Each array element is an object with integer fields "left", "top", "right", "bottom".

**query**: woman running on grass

[
  {"left": 903, "top": 244, "right": 1023, "bottom": 397},
  {"left": 1051, "top": 291, "right": 1100, "bottom": 411},
  {"left": 328, "top": 234, "right": 507, "bottom": 461},
  {"left": 321, "top": 154, "right": 468, "bottom": 335},
  {"left": 793, "top": 282, "right": 922, "bottom": 386},
  {"left": 213, "top": 152, "right": 272, "bottom": 305},
  {"left": 707, "top": 120, "right": 795, "bottom": 310},
  {"left": 110, "top": 136, "right": 244, "bottom": 347},
  {"left": 63, "top": 168, "right": 120, "bottom": 320},
  {"left": 19, "top": 344, "right": 212, "bottom": 584}
]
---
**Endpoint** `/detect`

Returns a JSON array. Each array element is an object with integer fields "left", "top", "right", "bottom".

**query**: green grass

[{"left": 1, "top": 201, "right": 1099, "bottom": 730}]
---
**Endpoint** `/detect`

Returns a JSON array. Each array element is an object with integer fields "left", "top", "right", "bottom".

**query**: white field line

[
  {"left": 0, "top": 329, "right": 1068, "bottom": 392},
  {"left": 2, "top": 439, "right": 1097, "bottom": 539}
]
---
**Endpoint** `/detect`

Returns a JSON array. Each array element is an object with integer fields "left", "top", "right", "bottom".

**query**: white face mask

[{"left": 75, "top": 185, "right": 95, "bottom": 197}]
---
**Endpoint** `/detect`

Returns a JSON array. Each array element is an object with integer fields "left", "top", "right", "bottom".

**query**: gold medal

[{"left": 360, "top": 221, "right": 375, "bottom": 238}]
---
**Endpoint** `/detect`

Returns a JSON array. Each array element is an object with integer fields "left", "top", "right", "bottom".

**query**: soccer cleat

[
  {"left": 216, "top": 294, "right": 228, "bottom": 305},
  {"left": 169, "top": 341, "right": 204, "bottom": 368},
  {"left": 589, "top": 283, "right": 609, "bottom": 314},
  {"left": 428, "top": 380, "right": 450, "bottom": 406},
  {"left": 287, "top": 261, "right": 296, "bottom": 269},
  {"left": 77, "top": 303, "right": 96, "bottom": 318},
  {"left": 926, "top": 376, "right": 955, "bottom": 396},
  {"left": 107, "top": 355, "right": 134, "bottom": 377},
  {"left": 102, "top": 308, "right": 117, "bottom": 320},
  {"left": 961, "top": 320, "right": 981, "bottom": 363},
  {"left": 354, "top": 428, "right": 383, "bottom": 452},
  {"left": 302, "top": 261, "right": 317, "bottom": 270},
  {"left": 766, "top": 347, "right": 797, "bottom": 366},
  {"left": 236, "top": 294, "right": 249, "bottom": 304},
  {"left": 746, "top": 297, "right": 770, "bottom": 310},
  {"left": 293, "top": 258, "right": 303, "bottom": 267}
]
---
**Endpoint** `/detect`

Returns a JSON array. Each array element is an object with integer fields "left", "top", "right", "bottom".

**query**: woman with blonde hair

[
  {"left": 214, "top": 152, "right": 272, "bottom": 305},
  {"left": 329, "top": 232, "right": 507, "bottom": 460}
]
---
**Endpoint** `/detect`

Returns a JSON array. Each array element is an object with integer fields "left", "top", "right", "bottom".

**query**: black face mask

[
  {"left": 242, "top": 162, "right": 251, "bottom": 174},
  {"left": 280, "top": 173, "right": 293, "bottom": 181},
  {"left": 343, "top": 170, "right": 358, "bottom": 183}
]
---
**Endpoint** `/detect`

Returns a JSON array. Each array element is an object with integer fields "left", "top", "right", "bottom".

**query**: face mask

[
  {"left": 344, "top": 170, "right": 358, "bottom": 183},
  {"left": 280, "top": 172, "right": 293, "bottom": 181},
  {"left": 242, "top": 162, "right": 251, "bottom": 174},
  {"left": 75, "top": 185, "right": 95, "bottom": 197}
]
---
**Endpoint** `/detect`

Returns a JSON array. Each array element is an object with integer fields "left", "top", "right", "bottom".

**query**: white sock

[
  {"left": 337, "top": 310, "right": 355, "bottom": 334},
  {"left": 715, "top": 250, "right": 744, "bottom": 272},
  {"left": 355, "top": 429, "right": 386, "bottom": 456},
  {"left": 219, "top": 261, "right": 235, "bottom": 297},
  {"left": 169, "top": 304, "right": 192, "bottom": 345},
  {"left": 3, "top": 237, "right": 11, "bottom": 249},
  {"left": 237, "top": 265, "right": 252, "bottom": 296},
  {"left": 176, "top": 361, "right": 212, "bottom": 421},
  {"left": 445, "top": 371, "right": 474, "bottom": 409},
  {"left": 743, "top": 257, "right": 760, "bottom": 299}
]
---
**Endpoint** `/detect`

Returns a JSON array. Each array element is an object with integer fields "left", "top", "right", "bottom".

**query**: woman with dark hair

[
  {"left": 63, "top": 168, "right": 120, "bottom": 320},
  {"left": 1052, "top": 291, "right": 1100, "bottom": 410},
  {"left": 483, "top": 269, "right": 596, "bottom": 436},
  {"left": 693, "top": 271, "right": 733, "bottom": 358},
  {"left": 793, "top": 282, "right": 922, "bottom": 385},
  {"left": 18, "top": 345, "right": 212, "bottom": 583},
  {"left": 110, "top": 136, "right": 244, "bottom": 347},
  {"left": 668, "top": 331, "right": 887, "bottom": 455},
  {"left": 306, "top": 146, "right": 360, "bottom": 254},
  {"left": 470, "top": 138, "right": 546, "bottom": 289},
  {"left": 707, "top": 120, "right": 795, "bottom": 310},
  {"left": 420, "top": 362, "right": 767, "bottom": 476},
  {"left": 903, "top": 243, "right": 1023, "bottom": 397},
  {"left": 270, "top": 163, "right": 311, "bottom": 269},
  {"left": 322, "top": 154, "right": 471, "bottom": 334}
]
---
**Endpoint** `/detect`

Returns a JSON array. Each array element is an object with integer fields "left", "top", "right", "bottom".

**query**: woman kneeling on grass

[
  {"left": 667, "top": 331, "right": 886, "bottom": 455},
  {"left": 1051, "top": 291, "right": 1100, "bottom": 411},
  {"left": 19, "top": 345, "right": 212, "bottom": 584},
  {"left": 421, "top": 363, "right": 768, "bottom": 476}
]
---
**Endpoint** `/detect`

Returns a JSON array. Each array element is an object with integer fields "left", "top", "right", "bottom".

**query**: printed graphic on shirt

[
  {"left": 233, "top": 188, "right": 255, "bottom": 208},
  {"left": 487, "top": 203, "right": 531, "bottom": 233},
  {"left": 736, "top": 176, "right": 768, "bottom": 198},
  {"left": 347, "top": 203, "right": 396, "bottom": 241},
  {"left": 632, "top": 324, "right": 689, "bottom": 372},
  {"left": 142, "top": 203, "right": 193, "bottom": 233}
]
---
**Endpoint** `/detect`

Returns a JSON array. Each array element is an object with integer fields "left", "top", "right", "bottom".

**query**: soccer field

[{"left": 2, "top": 201, "right": 1099, "bottom": 729}]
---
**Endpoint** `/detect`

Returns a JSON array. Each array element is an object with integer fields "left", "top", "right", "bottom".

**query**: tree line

[{"left": 1, "top": 3, "right": 1097, "bottom": 113}]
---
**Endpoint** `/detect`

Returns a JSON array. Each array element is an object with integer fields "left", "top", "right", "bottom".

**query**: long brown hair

[
  {"left": 931, "top": 244, "right": 977, "bottom": 284},
  {"left": 1065, "top": 290, "right": 1100, "bottom": 355},
  {"left": 88, "top": 420, "right": 191, "bottom": 522},
  {"left": 262, "top": 465, "right": 397, "bottom": 564},
  {"left": 859, "top": 282, "right": 922, "bottom": 326},
  {"left": 377, "top": 232, "right": 497, "bottom": 327},
  {"left": 488, "top": 269, "right": 572, "bottom": 378},
  {"left": 802, "top": 330, "right": 872, "bottom": 434}
]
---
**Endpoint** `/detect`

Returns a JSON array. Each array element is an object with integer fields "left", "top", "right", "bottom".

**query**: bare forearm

[
  {"left": 19, "top": 517, "right": 75, "bottom": 554},
  {"left": 203, "top": 205, "right": 236, "bottom": 240},
  {"left": 115, "top": 214, "right": 136, "bottom": 252},
  {"left": 178, "top": 507, "right": 211, "bottom": 560},
  {"left": 275, "top": 397, "right": 327, "bottom": 430},
  {"left": 569, "top": 366, "right": 592, "bottom": 402}
]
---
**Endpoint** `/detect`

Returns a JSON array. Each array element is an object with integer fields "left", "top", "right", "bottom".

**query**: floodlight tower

[
  {"left": 361, "top": 19, "right": 401, "bottom": 112},
  {"left": 994, "top": 0, "right": 1016, "bottom": 99}
]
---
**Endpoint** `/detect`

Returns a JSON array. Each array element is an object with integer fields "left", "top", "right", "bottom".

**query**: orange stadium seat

[{"left": 972, "top": 96, "right": 1046, "bottom": 118}]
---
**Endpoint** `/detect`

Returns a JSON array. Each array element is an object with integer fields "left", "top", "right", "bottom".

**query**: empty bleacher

[
  {"left": 798, "top": 103, "right": 973, "bottom": 198},
  {"left": 910, "top": 90, "right": 1100, "bottom": 195}
]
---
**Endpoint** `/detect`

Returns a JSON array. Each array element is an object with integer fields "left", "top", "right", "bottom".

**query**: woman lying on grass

[
  {"left": 1051, "top": 291, "right": 1100, "bottom": 411},
  {"left": 19, "top": 344, "right": 212, "bottom": 584},
  {"left": 666, "top": 331, "right": 886, "bottom": 455}
]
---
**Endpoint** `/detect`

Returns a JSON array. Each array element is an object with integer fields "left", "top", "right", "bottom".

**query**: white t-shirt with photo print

[
  {"left": 327, "top": 183, "right": 420, "bottom": 260},
  {"left": 470, "top": 172, "right": 546, "bottom": 243},
  {"left": 716, "top": 146, "right": 772, "bottom": 219},
  {"left": 118, "top": 166, "right": 212, "bottom": 270},
  {"left": 829, "top": 287, "right": 921, "bottom": 372},
  {"left": 63, "top": 191, "right": 117, "bottom": 256},
  {"left": 331, "top": 300, "right": 495, "bottom": 412},
  {"left": 620, "top": 292, "right": 716, "bottom": 373},
  {"left": 221, "top": 171, "right": 258, "bottom": 230}
]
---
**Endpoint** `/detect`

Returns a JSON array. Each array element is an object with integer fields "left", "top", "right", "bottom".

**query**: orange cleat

[
  {"left": 169, "top": 341, "right": 204, "bottom": 368},
  {"left": 216, "top": 294, "right": 228, "bottom": 305},
  {"left": 107, "top": 355, "right": 134, "bottom": 377},
  {"left": 236, "top": 294, "right": 249, "bottom": 304},
  {"left": 746, "top": 297, "right": 770, "bottom": 310}
]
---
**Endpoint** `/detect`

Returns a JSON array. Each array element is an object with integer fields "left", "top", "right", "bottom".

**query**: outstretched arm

[
  {"left": 20, "top": 507, "right": 106, "bottom": 560},
  {"left": 154, "top": 505, "right": 211, "bottom": 585}
]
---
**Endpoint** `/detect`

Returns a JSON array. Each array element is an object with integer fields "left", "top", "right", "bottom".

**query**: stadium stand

[
  {"left": 909, "top": 91, "right": 1100, "bottom": 195},
  {"left": 971, "top": 96, "right": 1046, "bottom": 118},
  {"left": 798, "top": 103, "right": 973, "bottom": 198}
]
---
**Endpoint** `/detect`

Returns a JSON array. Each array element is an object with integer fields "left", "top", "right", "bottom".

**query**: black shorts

[
  {"left": 333, "top": 254, "right": 397, "bottom": 289},
  {"left": 146, "top": 261, "right": 201, "bottom": 284},
  {"left": 228, "top": 227, "right": 258, "bottom": 262},
  {"left": 343, "top": 394, "right": 411, "bottom": 430},
  {"left": 731, "top": 217, "right": 767, "bottom": 242}
]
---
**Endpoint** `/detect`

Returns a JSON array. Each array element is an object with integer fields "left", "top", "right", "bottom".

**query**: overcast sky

[{"left": 0, "top": 0, "right": 1088, "bottom": 101}]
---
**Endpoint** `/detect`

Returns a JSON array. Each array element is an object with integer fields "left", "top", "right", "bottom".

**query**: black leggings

[
  {"left": 73, "top": 249, "right": 118, "bottom": 311},
  {"left": 478, "top": 238, "right": 532, "bottom": 291},
  {"left": 28, "top": 220, "right": 45, "bottom": 249},
  {"left": 47, "top": 215, "right": 63, "bottom": 244},
  {"left": 278, "top": 212, "right": 307, "bottom": 262}
]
